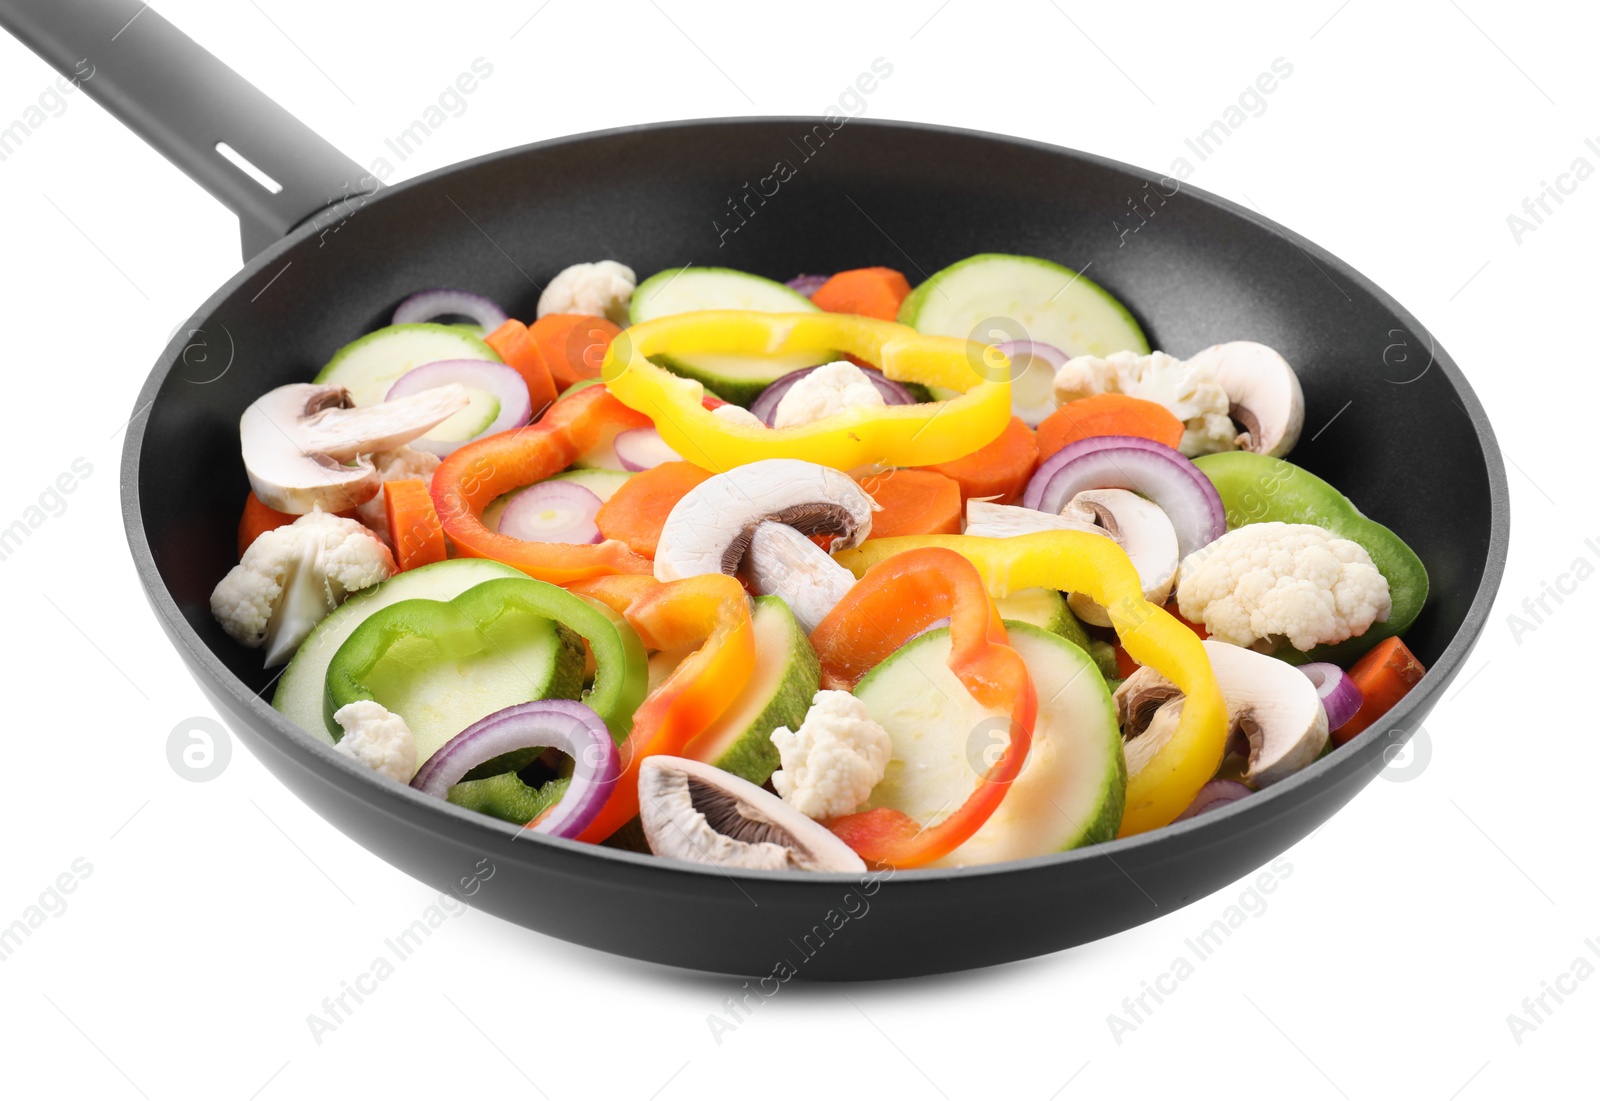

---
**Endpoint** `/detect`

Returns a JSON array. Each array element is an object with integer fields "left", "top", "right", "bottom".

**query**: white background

[{"left": 0, "top": 1, "right": 1593, "bottom": 1097}]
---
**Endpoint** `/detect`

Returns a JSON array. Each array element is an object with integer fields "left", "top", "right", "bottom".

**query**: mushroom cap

[
  {"left": 1201, "top": 640, "right": 1327, "bottom": 786},
  {"left": 653, "top": 458, "right": 876, "bottom": 582},
  {"left": 1113, "top": 641, "right": 1328, "bottom": 791},
  {"left": 637, "top": 755, "right": 866, "bottom": 873},
  {"left": 742, "top": 520, "right": 857, "bottom": 635},
  {"left": 1185, "top": 342, "right": 1304, "bottom": 457},
  {"left": 1062, "top": 488, "right": 1182, "bottom": 626},
  {"left": 240, "top": 382, "right": 469, "bottom": 514}
]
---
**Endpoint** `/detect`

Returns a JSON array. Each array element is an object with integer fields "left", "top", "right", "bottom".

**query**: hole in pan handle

[{"left": 0, "top": 0, "right": 377, "bottom": 260}]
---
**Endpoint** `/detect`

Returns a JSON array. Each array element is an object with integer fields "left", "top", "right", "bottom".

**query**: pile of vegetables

[{"left": 211, "top": 254, "right": 1430, "bottom": 872}]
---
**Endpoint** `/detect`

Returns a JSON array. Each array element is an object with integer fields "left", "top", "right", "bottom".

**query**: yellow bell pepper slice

[
  {"left": 834, "top": 532, "right": 1229, "bottom": 837},
  {"left": 601, "top": 310, "right": 1012, "bottom": 472}
]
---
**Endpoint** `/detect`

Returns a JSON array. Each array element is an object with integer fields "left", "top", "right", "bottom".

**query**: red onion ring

[
  {"left": 412, "top": 700, "right": 619, "bottom": 838},
  {"left": 785, "top": 274, "right": 831, "bottom": 297},
  {"left": 1022, "top": 435, "right": 1225, "bottom": 557},
  {"left": 1174, "top": 779, "right": 1253, "bottom": 821},
  {"left": 993, "top": 340, "right": 1068, "bottom": 428},
  {"left": 392, "top": 288, "right": 508, "bottom": 331},
  {"left": 749, "top": 364, "right": 918, "bottom": 426},
  {"left": 386, "top": 359, "right": 533, "bottom": 456},
  {"left": 993, "top": 340, "right": 1068, "bottom": 371},
  {"left": 499, "top": 480, "right": 603, "bottom": 544},
  {"left": 1300, "top": 662, "right": 1364, "bottom": 731},
  {"left": 613, "top": 426, "right": 683, "bottom": 471}
]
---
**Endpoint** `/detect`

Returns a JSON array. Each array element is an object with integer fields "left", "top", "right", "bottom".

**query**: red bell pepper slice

[
  {"left": 432, "top": 385, "right": 656, "bottom": 584},
  {"left": 808, "top": 547, "right": 1037, "bottom": 868},
  {"left": 567, "top": 573, "right": 756, "bottom": 843}
]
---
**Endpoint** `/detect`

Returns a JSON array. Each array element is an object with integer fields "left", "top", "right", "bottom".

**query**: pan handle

[{"left": 0, "top": 0, "right": 376, "bottom": 259}]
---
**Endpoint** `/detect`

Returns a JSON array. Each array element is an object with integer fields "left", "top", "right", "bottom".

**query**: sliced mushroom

[
  {"left": 1185, "top": 342, "right": 1304, "bottom": 457},
  {"left": 653, "top": 458, "right": 876, "bottom": 582},
  {"left": 1112, "top": 641, "right": 1328, "bottom": 789},
  {"left": 638, "top": 755, "right": 866, "bottom": 872},
  {"left": 241, "top": 382, "right": 469, "bottom": 514},
  {"left": 743, "top": 521, "right": 857, "bottom": 634},
  {"left": 1114, "top": 666, "right": 1186, "bottom": 778},
  {"left": 1062, "top": 489, "right": 1182, "bottom": 627},
  {"left": 1204, "top": 641, "right": 1327, "bottom": 785},
  {"left": 963, "top": 500, "right": 1105, "bottom": 540}
]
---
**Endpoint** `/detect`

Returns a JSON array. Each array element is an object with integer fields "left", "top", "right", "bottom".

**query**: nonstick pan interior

[{"left": 127, "top": 119, "right": 1507, "bottom": 978}]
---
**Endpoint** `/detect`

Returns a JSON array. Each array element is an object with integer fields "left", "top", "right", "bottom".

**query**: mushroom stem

[{"left": 744, "top": 521, "right": 857, "bottom": 635}]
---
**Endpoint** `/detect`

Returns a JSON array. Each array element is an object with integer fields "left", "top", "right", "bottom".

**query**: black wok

[{"left": 3, "top": 0, "right": 1508, "bottom": 979}]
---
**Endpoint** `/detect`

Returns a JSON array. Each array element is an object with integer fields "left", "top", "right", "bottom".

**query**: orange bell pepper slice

[
  {"left": 432, "top": 385, "right": 655, "bottom": 584},
  {"left": 568, "top": 573, "right": 756, "bottom": 843},
  {"left": 808, "top": 547, "right": 1037, "bottom": 869}
]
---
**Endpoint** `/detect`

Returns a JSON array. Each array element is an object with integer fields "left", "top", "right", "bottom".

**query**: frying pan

[{"left": 3, "top": 0, "right": 1508, "bottom": 980}]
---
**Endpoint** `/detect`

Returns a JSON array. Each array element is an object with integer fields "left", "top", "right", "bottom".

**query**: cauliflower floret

[
  {"left": 770, "top": 690, "right": 893, "bottom": 820},
  {"left": 711, "top": 402, "right": 766, "bottom": 428},
  {"left": 333, "top": 700, "right": 416, "bottom": 782},
  {"left": 772, "top": 361, "right": 885, "bottom": 429},
  {"left": 1176, "top": 522, "right": 1392, "bottom": 652},
  {"left": 535, "top": 260, "right": 636, "bottom": 325},
  {"left": 1053, "top": 350, "right": 1235, "bottom": 456},
  {"left": 354, "top": 446, "right": 442, "bottom": 544},
  {"left": 211, "top": 510, "right": 396, "bottom": 666}
]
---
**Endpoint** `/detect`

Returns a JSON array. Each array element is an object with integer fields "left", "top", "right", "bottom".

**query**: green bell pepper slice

[
  {"left": 449, "top": 772, "right": 570, "bottom": 825},
  {"left": 324, "top": 577, "right": 649, "bottom": 744},
  {"left": 1193, "top": 451, "right": 1429, "bottom": 666}
]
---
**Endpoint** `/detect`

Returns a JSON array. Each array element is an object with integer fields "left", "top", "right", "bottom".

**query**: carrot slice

[
  {"left": 857, "top": 469, "right": 962, "bottom": 538},
  {"left": 811, "top": 267, "right": 912, "bottom": 321},
  {"left": 1036, "top": 394, "right": 1185, "bottom": 462},
  {"left": 384, "top": 479, "right": 447, "bottom": 571},
  {"left": 916, "top": 416, "right": 1038, "bottom": 505},
  {"left": 485, "top": 319, "right": 558, "bottom": 418},
  {"left": 237, "top": 492, "right": 356, "bottom": 556},
  {"left": 1337, "top": 636, "right": 1426, "bottom": 744},
  {"left": 595, "top": 461, "right": 715, "bottom": 558},
  {"left": 238, "top": 492, "right": 298, "bottom": 557},
  {"left": 528, "top": 314, "right": 622, "bottom": 391}
]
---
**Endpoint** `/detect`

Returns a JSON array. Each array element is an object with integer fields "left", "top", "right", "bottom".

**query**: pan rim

[{"left": 121, "top": 115, "right": 1511, "bottom": 887}]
